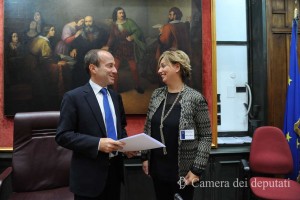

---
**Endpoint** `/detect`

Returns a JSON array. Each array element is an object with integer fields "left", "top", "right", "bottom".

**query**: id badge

[{"left": 180, "top": 129, "right": 195, "bottom": 140}]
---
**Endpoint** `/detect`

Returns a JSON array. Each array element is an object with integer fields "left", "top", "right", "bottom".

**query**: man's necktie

[{"left": 100, "top": 88, "right": 117, "bottom": 140}]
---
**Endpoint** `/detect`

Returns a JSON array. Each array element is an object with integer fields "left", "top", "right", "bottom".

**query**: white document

[
  {"left": 239, "top": 136, "right": 252, "bottom": 143},
  {"left": 218, "top": 137, "right": 244, "bottom": 144},
  {"left": 218, "top": 136, "right": 253, "bottom": 144},
  {"left": 118, "top": 133, "right": 165, "bottom": 152}
]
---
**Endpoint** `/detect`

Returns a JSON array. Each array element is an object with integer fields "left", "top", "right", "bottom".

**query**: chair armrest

[
  {"left": 0, "top": 167, "right": 13, "bottom": 200},
  {"left": 240, "top": 159, "right": 250, "bottom": 182},
  {"left": 240, "top": 159, "right": 251, "bottom": 200},
  {"left": 0, "top": 167, "right": 12, "bottom": 187},
  {"left": 241, "top": 159, "right": 250, "bottom": 172}
]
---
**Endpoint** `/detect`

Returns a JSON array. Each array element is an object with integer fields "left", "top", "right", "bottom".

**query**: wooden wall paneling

[
  {"left": 266, "top": 0, "right": 300, "bottom": 128},
  {"left": 267, "top": 0, "right": 273, "bottom": 126},
  {"left": 271, "top": 0, "right": 285, "bottom": 11},
  {"left": 270, "top": 34, "right": 288, "bottom": 126}
]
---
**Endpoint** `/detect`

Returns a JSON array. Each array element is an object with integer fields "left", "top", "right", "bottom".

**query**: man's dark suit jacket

[{"left": 56, "top": 83, "right": 127, "bottom": 197}]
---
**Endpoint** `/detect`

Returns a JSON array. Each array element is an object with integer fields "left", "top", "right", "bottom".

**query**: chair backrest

[
  {"left": 249, "top": 126, "right": 293, "bottom": 175},
  {"left": 12, "top": 111, "right": 71, "bottom": 192}
]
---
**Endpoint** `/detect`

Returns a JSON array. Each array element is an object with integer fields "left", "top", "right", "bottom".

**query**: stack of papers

[
  {"left": 118, "top": 133, "right": 165, "bottom": 152},
  {"left": 239, "top": 136, "right": 252, "bottom": 143},
  {"left": 218, "top": 136, "right": 252, "bottom": 145}
]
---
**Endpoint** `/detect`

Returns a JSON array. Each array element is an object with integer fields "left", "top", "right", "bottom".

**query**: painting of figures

[{"left": 4, "top": 0, "right": 202, "bottom": 115}]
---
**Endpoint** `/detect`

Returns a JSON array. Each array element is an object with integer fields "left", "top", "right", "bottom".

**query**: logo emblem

[{"left": 177, "top": 177, "right": 186, "bottom": 189}]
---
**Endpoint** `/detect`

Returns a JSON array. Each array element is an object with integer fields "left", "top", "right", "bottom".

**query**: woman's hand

[
  {"left": 101, "top": 46, "right": 109, "bottom": 51},
  {"left": 184, "top": 171, "right": 199, "bottom": 185},
  {"left": 75, "top": 29, "right": 83, "bottom": 38},
  {"left": 142, "top": 160, "right": 150, "bottom": 176},
  {"left": 123, "top": 151, "right": 138, "bottom": 158}
]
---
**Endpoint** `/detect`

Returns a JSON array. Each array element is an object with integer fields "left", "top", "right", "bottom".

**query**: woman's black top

[{"left": 150, "top": 92, "right": 181, "bottom": 182}]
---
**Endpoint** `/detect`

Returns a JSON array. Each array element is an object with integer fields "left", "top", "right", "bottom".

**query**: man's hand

[
  {"left": 126, "top": 35, "right": 133, "bottom": 42},
  {"left": 159, "top": 27, "right": 163, "bottom": 34},
  {"left": 99, "top": 138, "right": 125, "bottom": 153},
  {"left": 123, "top": 151, "right": 138, "bottom": 158},
  {"left": 184, "top": 171, "right": 200, "bottom": 185},
  {"left": 70, "top": 49, "right": 77, "bottom": 58},
  {"left": 57, "top": 60, "right": 66, "bottom": 66}
]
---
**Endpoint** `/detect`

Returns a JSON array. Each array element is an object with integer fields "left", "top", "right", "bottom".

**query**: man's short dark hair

[
  {"left": 84, "top": 49, "right": 100, "bottom": 74},
  {"left": 169, "top": 7, "right": 182, "bottom": 20},
  {"left": 112, "top": 7, "right": 126, "bottom": 22}
]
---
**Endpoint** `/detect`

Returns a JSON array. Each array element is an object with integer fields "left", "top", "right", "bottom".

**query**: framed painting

[{"left": 3, "top": 0, "right": 203, "bottom": 115}]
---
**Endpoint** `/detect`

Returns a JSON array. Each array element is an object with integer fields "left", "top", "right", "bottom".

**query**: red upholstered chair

[
  {"left": 246, "top": 126, "right": 300, "bottom": 200},
  {"left": 0, "top": 111, "right": 72, "bottom": 200}
]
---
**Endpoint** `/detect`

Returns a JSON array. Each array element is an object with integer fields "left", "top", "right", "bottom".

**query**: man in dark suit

[{"left": 56, "top": 49, "right": 135, "bottom": 200}]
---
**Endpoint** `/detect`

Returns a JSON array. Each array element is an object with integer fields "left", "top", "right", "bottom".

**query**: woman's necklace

[{"left": 160, "top": 86, "right": 184, "bottom": 155}]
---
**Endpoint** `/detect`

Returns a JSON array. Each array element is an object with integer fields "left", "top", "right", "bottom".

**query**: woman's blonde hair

[{"left": 158, "top": 49, "right": 192, "bottom": 81}]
